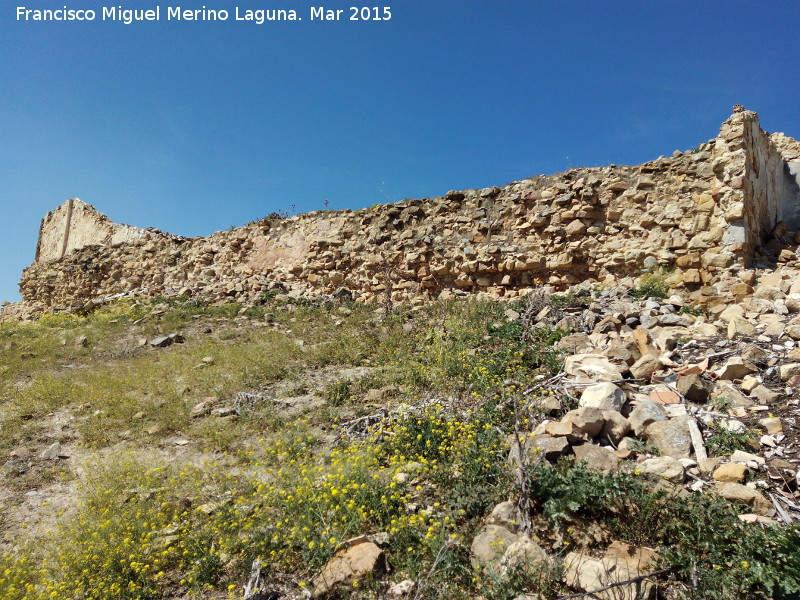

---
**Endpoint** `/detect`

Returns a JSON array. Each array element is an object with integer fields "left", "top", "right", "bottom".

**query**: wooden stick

[
  {"left": 555, "top": 566, "right": 673, "bottom": 599},
  {"left": 243, "top": 558, "right": 262, "bottom": 599}
]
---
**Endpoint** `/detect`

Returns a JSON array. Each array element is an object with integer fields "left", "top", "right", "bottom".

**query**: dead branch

[{"left": 554, "top": 566, "right": 673, "bottom": 599}]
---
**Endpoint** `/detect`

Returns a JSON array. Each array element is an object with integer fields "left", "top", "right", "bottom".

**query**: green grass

[{"left": 1, "top": 297, "right": 797, "bottom": 600}]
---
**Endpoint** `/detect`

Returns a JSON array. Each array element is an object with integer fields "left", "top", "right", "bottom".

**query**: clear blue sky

[{"left": 2, "top": 1, "right": 799, "bottom": 304}]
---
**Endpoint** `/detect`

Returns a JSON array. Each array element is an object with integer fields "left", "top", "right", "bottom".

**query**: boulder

[
  {"left": 564, "top": 354, "right": 624, "bottom": 383},
  {"left": 712, "top": 463, "right": 748, "bottom": 483},
  {"left": 750, "top": 385, "right": 779, "bottom": 404},
  {"left": 601, "top": 410, "right": 631, "bottom": 444},
  {"left": 487, "top": 501, "right": 521, "bottom": 533},
  {"left": 563, "top": 542, "right": 659, "bottom": 600},
  {"left": 499, "top": 536, "right": 549, "bottom": 577},
  {"left": 644, "top": 416, "right": 692, "bottom": 459},
  {"left": 470, "top": 524, "right": 518, "bottom": 571},
  {"left": 628, "top": 401, "right": 668, "bottom": 437},
  {"left": 781, "top": 363, "right": 800, "bottom": 381},
  {"left": 715, "top": 482, "right": 774, "bottom": 516},
  {"left": 572, "top": 443, "right": 620, "bottom": 473},
  {"left": 637, "top": 456, "right": 685, "bottom": 483},
  {"left": 712, "top": 380, "right": 753, "bottom": 408},
  {"left": 562, "top": 407, "right": 605, "bottom": 438},
  {"left": 714, "top": 357, "right": 757, "bottom": 381},
  {"left": 508, "top": 434, "right": 570, "bottom": 479},
  {"left": 312, "top": 540, "right": 385, "bottom": 597},
  {"left": 579, "top": 382, "right": 627, "bottom": 412},
  {"left": 629, "top": 354, "right": 661, "bottom": 381},
  {"left": 727, "top": 317, "right": 756, "bottom": 340},
  {"left": 676, "top": 373, "right": 711, "bottom": 403}
]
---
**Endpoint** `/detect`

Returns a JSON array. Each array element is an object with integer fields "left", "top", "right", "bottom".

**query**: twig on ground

[{"left": 554, "top": 566, "right": 673, "bottom": 599}]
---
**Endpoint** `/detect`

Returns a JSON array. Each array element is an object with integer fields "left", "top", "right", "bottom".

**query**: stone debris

[
  {"left": 563, "top": 541, "right": 660, "bottom": 600},
  {"left": 579, "top": 382, "right": 627, "bottom": 412},
  {"left": 712, "top": 462, "right": 748, "bottom": 483},
  {"left": 387, "top": 579, "right": 415, "bottom": 598},
  {"left": 40, "top": 442, "right": 68, "bottom": 460},
  {"left": 149, "top": 333, "right": 185, "bottom": 348},
  {"left": 312, "top": 539, "right": 384, "bottom": 597},
  {"left": 470, "top": 523, "right": 548, "bottom": 578},
  {"left": 190, "top": 398, "right": 215, "bottom": 418}
]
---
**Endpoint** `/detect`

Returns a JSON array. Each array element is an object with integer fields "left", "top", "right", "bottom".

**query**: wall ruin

[{"left": 3, "top": 108, "right": 800, "bottom": 320}]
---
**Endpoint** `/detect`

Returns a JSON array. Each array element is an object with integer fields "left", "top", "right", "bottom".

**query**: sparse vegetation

[
  {"left": 629, "top": 268, "right": 671, "bottom": 299},
  {"left": 0, "top": 297, "right": 798, "bottom": 600},
  {"left": 679, "top": 304, "right": 704, "bottom": 316},
  {"left": 706, "top": 427, "right": 759, "bottom": 456}
]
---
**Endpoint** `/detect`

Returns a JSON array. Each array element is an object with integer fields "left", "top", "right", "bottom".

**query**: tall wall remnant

[
  {"left": 3, "top": 108, "right": 800, "bottom": 320},
  {"left": 34, "top": 198, "right": 155, "bottom": 263}
]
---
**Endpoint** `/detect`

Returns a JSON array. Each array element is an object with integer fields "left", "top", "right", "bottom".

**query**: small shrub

[
  {"left": 629, "top": 269, "right": 670, "bottom": 299},
  {"left": 258, "top": 290, "right": 280, "bottom": 304},
  {"left": 324, "top": 379, "right": 352, "bottom": 406},
  {"left": 709, "top": 396, "right": 734, "bottom": 413},
  {"left": 679, "top": 304, "right": 704, "bottom": 316},
  {"left": 526, "top": 460, "right": 800, "bottom": 599},
  {"left": 706, "top": 427, "right": 758, "bottom": 456},
  {"left": 624, "top": 439, "right": 660, "bottom": 455}
]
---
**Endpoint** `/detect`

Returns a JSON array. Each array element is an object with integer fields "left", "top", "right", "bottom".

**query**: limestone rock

[
  {"left": 544, "top": 421, "right": 574, "bottom": 437},
  {"left": 499, "top": 536, "right": 548, "bottom": 577},
  {"left": 644, "top": 416, "right": 692, "bottom": 459},
  {"left": 564, "top": 354, "right": 624, "bottom": 383},
  {"left": 713, "top": 380, "right": 753, "bottom": 408},
  {"left": 779, "top": 363, "right": 800, "bottom": 381},
  {"left": 727, "top": 317, "right": 756, "bottom": 340},
  {"left": 676, "top": 373, "right": 711, "bottom": 403},
  {"left": 564, "top": 542, "right": 659, "bottom": 600},
  {"left": 579, "top": 382, "right": 627, "bottom": 412},
  {"left": 715, "top": 482, "right": 774, "bottom": 516},
  {"left": 629, "top": 354, "right": 661, "bottom": 381},
  {"left": 312, "top": 540, "right": 384, "bottom": 597},
  {"left": 149, "top": 332, "right": 185, "bottom": 348},
  {"left": 601, "top": 410, "right": 631, "bottom": 444},
  {"left": 712, "top": 463, "right": 748, "bottom": 483},
  {"left": 572, "top": 443, "right": 620, "bottom": 473},
  {"left": 40, "top": 442, "right": 64, "bottom": 460},
  {"left": 562, "top": 407, "right": 605, "bottom": 438},
  {"left": 638, "top": 456, "right": 685, "bottom": 483},
  {"left": 758, "top": 417, "right": 783, "bottom": 434},
  {"left": 388, "top": 580, "right": 415, "bottom": 598},
  {"left": 470, "top": 524, "right": 518, "bottom": 570},
  {"left": 487, "top": 501, "right": 521, "bottom": 533},
  {"left": 714, "top": 357, "right": 757, "bottom": 380},
  {"left": 628, "top": 401, "right": 668, "bottom": 437},
  {"left": 750, "top": 385, "right": 779, "bottom": 403},
  {"left": 508, "top": 434, "right": 569, "bottom": 477}
]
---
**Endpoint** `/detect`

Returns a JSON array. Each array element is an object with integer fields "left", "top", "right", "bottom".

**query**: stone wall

[
  {"left": 715, "top": 110, "right": 800, "bottom": 256},
  {"left": 34, "top": 198, "right": 154, "bottom": 263},
  {"left": 4, "top": 108, "right": 800, "bottom": 320}
]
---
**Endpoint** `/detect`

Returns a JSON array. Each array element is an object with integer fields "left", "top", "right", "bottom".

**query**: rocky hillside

[
  {"left": 2, "top": 107, "right": 800, "bottom": 599},
  {"left": 1, "top": 265, "right": 800, "bottom": 599}
]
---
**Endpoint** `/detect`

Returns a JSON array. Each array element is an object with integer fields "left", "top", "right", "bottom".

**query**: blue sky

[{"left": 1, "top": 1, "right": 799, "bottom": 304}]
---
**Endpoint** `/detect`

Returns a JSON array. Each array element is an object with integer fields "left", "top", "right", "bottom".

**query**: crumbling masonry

[{"left": 3, "top": 109, "right": 800, "bottom": 320}]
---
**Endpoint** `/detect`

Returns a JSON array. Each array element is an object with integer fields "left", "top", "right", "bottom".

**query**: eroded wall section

[{"left": 4, "top": 109, "right": 799, "bottom": 320}]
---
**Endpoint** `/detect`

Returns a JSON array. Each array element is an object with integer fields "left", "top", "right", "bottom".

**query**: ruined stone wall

[
  {"left": 35, "top": 199, "right": 154, "bottom": 263},
  {"left": 4, "top": 109, "right": 800, "bottom": 320},
  {"left": 714, "top": 110, "right": 800, "bottom": 260}
]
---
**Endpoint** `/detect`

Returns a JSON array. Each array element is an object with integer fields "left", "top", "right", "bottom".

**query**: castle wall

[
  {"left": 4, "top": 109, "right": 799, "bottom": 320},
  {"left": 35, "top": 199, "right": 152, "bottom": 263}
]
